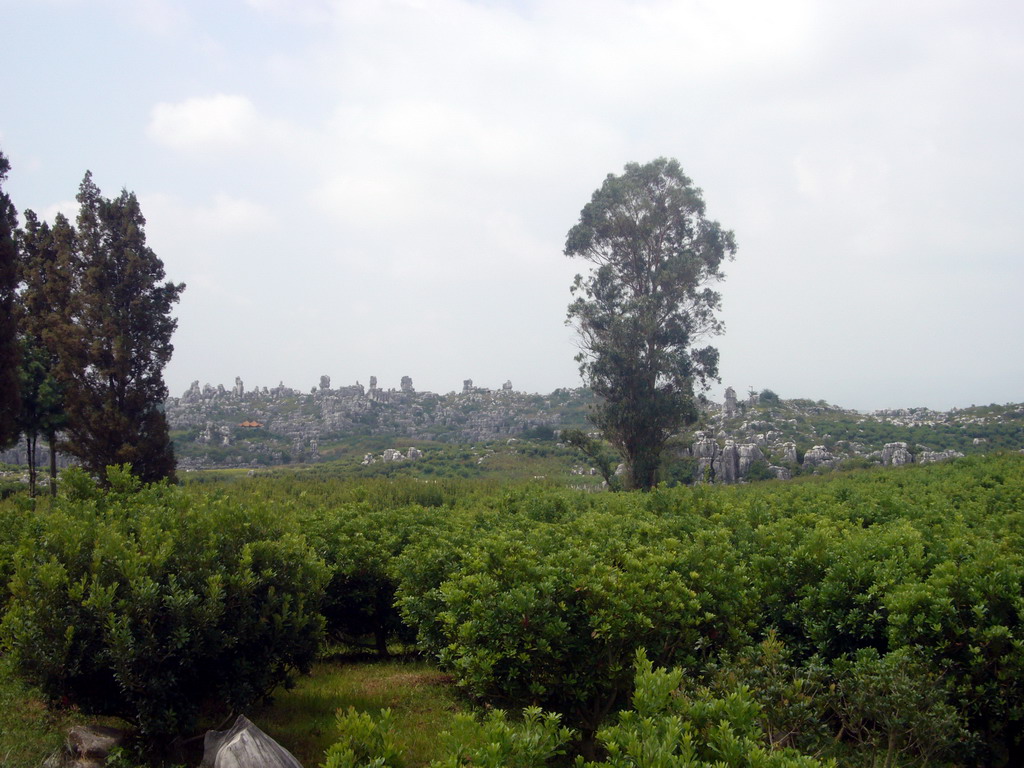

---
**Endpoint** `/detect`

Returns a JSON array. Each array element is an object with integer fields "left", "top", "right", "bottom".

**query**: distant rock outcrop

[
  {"left": 165, "top": 376, "right": 587, "bottom": 470},
  {"left": 723, "top": 386, "right": 738, "bottom": 419},
  {"left": 802, "top": 445, "right": 836, "bottom": 469},
  {"left": 738, "top": 443, "right": 765, "bottom": 476},
  {"left": 919, "top": 449, "right": 965, "bottom": 464},
  {"left": 778, "top": 441, "right": 798, "bottom": 465},
  {"left": 685, "top": 387, "right": 999, "bottom": 484},
  {"left": 881, "top": 442, "right": 914, "bottom": 466},
  {"left": 149, "top": 375, "right": 1023, "bottom": 475},
  {"left": 691, "top": 432, "right": 720, "bottom": 481},
  {"left": 717, "top": 440, "right": 740, "bottom": 483}
]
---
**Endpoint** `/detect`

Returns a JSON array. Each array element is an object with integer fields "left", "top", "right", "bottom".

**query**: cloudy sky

[{"left": 2, "top": 0, "right": 1022, "bottom": 411}]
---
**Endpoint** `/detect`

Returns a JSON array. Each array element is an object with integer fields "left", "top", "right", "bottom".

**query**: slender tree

[
  {"left": 0, "top": 150, "right": 20, "bottom": 448},
  {"left": 565, "top": 158, "right": 736, "bottom": 490},
  {"left": 16, "top": 211, "right": 71, "bottom": 495},
  {"left": 58, "top": 173, "right": 184, "bottom": 484}
]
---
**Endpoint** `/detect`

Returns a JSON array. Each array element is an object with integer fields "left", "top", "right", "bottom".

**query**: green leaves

[
  {"left": 588, "top": 653, "right": 831, "bottom": 768},
  {"left": 55, "top": 174, "right": 185, "bottom": 485},
  {"left": 565, "top": 158, "right": 736, "bottom": 490},
  {"left": 322, "top": 655, "right": 831, "bottom": 768},
  {"left": 386, "top": 455, "right": 1024, "bottom": 764},
  {"left": 0, "top": 149, "right": 20, "bottom": 450},
  {"left": 0, "top": 472, "right": 328, "bottom": 743},
  {"left": 325, "top": 708, "right": 405, "bottom": 768},
  {"left": 5, "top": 451, "right": 1024, "bottom": 763},
  {"left": 418, "top": 511, "right": 753, "bottom": 737},
  {"left": 829, "top": 648, "right": 970, "bottom": 762}
]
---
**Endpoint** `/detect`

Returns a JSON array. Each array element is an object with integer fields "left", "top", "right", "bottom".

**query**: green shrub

[
  {"left": 586, "top": 653, "right": 831, "bottom": 768},
  {"left": 829, "top": 647, "right": 971, "bottom": 766},
  {"left": 430, "top": 707, "right": 573, "bottom": 768},
  {"left": 704, "top": 632, "right": 831, "bottom": 754},
  {"left": 427, "top": 516, "right": 753, "bottom": 738},
  {"left": 393, "top": 507, "right": 507, "bottom": 656},
  {"left": 320, "top": 654, "right": 830, "bottom": 768},
  {"left": 0, "top": 466, "right": 328, "bottom": 744},
  {"left": 744, "top": 459, "right": 775, "bottom": 482},
  {"left": 306, "top": 504, "right": 439, "bottom": 654},
  {"left": 325, "top": 707, "right": 405, "bottom": 768},
  {"left": 798, "top": 520, "right": 926, "bottom": 660},
  {"left": 0, "top": 493, "right": 39, "bottom": 615},
  {"left": 885, "top": 538, "right": 1024, "bottom": 759},
  {"left": 659, "top": 455, "right": 698, "bottom": 486}
]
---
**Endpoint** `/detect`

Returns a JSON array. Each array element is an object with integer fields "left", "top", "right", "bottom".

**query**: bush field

[{"left": 1, "top": 454, "right": 1023, "bottom": 766}]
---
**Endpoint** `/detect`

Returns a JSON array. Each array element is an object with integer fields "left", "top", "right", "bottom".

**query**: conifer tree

[
  {"left": 58, "top": 173, "right": 184, "bottom": 484},
  {"left": 16, "top": 211, "right": 72, "bottom": 494},
  {"left": 0, "top": 150, "right": 20, "bottom": 448}
]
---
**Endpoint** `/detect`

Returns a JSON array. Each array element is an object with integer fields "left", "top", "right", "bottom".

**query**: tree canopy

[
  {"left": 15, "top": 211, "right": 72, "bottom": 494},
  {"left": 52, "top": 173, "right": 185, "bottom": 484},
  {"left": 565, "top": 158, "right": 736, "bottom": 490}
]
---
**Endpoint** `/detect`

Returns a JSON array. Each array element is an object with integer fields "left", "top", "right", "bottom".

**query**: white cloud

[
  {"left": 8, "top": 0, "right": 1024, "bottom": 407},
  {"left": 244, "top": 0, "right": 332, "bottom": 23},
  {"left": 140, "top": 191, "right": 277, "bottom": 309},
  {"left": 30, "top": 0, "right": 191, "bottom": 34},
  {"left": 148, "top": 94, "right": 280, "bottom": 153},
  {"left": 198, "top": 193, "right": 274, "bottom": 232},
  {"left": 124, "top": 0, "right": 189, "bottom": 35},
  {"left": 144, "top": 192, "right": 275, "bottom": 234}
]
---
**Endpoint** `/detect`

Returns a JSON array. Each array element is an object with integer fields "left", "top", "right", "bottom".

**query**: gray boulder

[
  {"left": 715, "top": 440, "right": 741, "bottom": 483},
  {"left": 44, "top": 725, "right": 125, "bottom": 768},
  {"left": 691, "top": 433, "right": 720, "bottom": 482},
  {"left": 737, "top": 444, "right": 765, "bottom": 478},
  {"left": 881, "top": 442, "right": 914, "bottom": 466},
  {"left": 775, "top": 441, "right": 798, "bottom": 465},
  {"left": 918, "top": 449, "right": 964, "bottom": 464},
  {"left": 802, "top": 445, "right": 835, "bottom": 469}
]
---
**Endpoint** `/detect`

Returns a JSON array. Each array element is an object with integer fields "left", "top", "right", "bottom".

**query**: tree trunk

[
  {"left": 48, "top": 431, "right": 58, "bottom": 496},
  {"left": 375, "top": 625, "right": 390, "bottom": 657},
  {"left": 26, "top": 433, "right": 37, "bottom": 498}
]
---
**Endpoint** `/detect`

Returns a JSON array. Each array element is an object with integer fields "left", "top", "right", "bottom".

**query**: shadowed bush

[{"left": 0, "top": 466, "right": 328, "bottom": 745}]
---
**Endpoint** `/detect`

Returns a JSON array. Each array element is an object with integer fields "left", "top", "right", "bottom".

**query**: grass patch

[
  {"left": 251, "top": 654, "right": 468, "bottom": 768},
  {"left": 0, "top": 654, "right": 130, "bottom": 768},
  {"left": 1, "top": 651, "right": 466, "bottom": 768}
]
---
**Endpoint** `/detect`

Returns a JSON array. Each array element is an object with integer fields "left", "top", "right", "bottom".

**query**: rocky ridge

[
  {"left": 164, "top": 376, "right": 591, "bottom": 471},
  {"left": 681, "top": 387, "right": 1023, "bottom": 482},
  {"left": 162, "top": 378, "right": 1023, "bottom": 477},
  {"left": 4, "top": 379, "right": 1021, "bottom": 481}
]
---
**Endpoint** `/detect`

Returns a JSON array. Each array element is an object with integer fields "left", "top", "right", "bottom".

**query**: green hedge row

[
  {"left": 306, "top": 455, "right": 1024, "bottom": 764},
  {"left": 0, "top": 466, "right": 327, "bottom": 743},
  {"left": 3, "top": 455, "right": 1024, "bottom": 764}
]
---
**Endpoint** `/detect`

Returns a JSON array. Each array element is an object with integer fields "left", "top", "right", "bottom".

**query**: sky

[{"left": 2, "top": 0, "right": 1022, "bottom": 412}]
